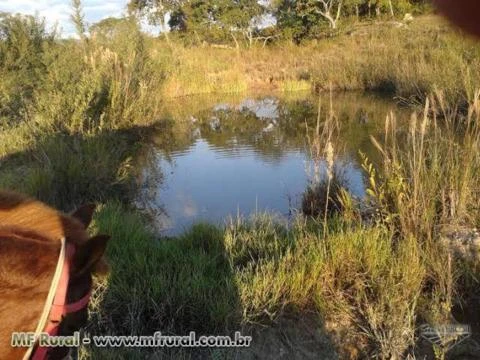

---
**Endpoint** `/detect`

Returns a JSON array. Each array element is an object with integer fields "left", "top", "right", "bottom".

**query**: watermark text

[{"left": 11, "top": 331, "right": 252, "bottom": 348}]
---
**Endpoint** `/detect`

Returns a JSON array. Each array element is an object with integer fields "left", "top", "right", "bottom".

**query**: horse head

[
  {"left": 45, "top": 204, "right": 110, "bottom": 360},
  {"left": 0, "top": 191, "right": 110, "bottom": 360}
]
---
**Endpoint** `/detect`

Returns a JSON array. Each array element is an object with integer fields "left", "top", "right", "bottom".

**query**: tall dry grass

[
  {"left": 365, "top": 91, "right": 480, "bottom": 240},
  {"left": 154, "top": 15, "right": 480, "bottom": 109}
]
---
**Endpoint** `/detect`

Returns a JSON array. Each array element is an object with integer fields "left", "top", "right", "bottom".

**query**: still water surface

[{"left": 137, "top": 92, "right": 409, "bottom": 235}]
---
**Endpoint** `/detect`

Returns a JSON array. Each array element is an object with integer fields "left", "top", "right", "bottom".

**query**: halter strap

[
  {"left": 46, "top": 244, "right": 75, "bottom": 323},
  {"left": 24, "top": 239, "right": 92, "bottom": 360},
  {"left": 22, "top": 238, "right": 66, "bottom": 360},
  {"left": 63, "top": 289, "right": 91, "bottom": 313}
]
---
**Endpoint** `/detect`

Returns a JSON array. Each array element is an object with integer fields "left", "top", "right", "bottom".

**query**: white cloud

[{"left": 0, "top": 0, "right": 128, "bottom": 37}]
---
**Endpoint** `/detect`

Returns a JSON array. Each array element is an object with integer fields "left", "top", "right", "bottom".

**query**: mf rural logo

[{"left": 419, "top": 323, "right": 471, "bottom": 351}]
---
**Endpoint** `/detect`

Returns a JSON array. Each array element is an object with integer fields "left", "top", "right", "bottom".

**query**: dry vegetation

[{"left": 156, "top": 16, "right": 480, "bottom": 109}]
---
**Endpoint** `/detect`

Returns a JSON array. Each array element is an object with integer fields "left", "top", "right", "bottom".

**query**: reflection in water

[
  {"left": 240, "top": 97, "right": 280, "bottom": 120},
  {"left": 137, "top": 92, "right": 410, "bottom": 235}
]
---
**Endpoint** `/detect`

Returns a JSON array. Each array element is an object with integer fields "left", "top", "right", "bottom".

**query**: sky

[{"left": 0, "top": 0, "right": 133, "bottom": 37}]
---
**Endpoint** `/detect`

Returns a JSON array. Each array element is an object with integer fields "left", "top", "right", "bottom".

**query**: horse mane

[
  {"left": 0, "top": 191, "right": 89, "bottom": 246},
  {"left": 0, "top": 190, "right": 88, "bottom": 359}
]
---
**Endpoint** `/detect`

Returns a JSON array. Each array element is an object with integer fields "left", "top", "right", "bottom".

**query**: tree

[
  {"left": 128, "top": 0, "right": 179, "bottom": 43},
  {"left": 168, "top": 0, "right": 264, "bottom": 45},
  {"left": 168, "top": 0, "right": 223, "bottom": 43},
  {"left": 362, "top": 0, "right": 414, "bottom": 18},
  {"left": 315, "top": 0, "right": 343, "bottom": 29},
  {"left": 89, "top": 16, "right": 145, "bottom": 56},
  {"left": 218, "top": 0, "right": 264, "bottom": 46},
  {"left": 90, "top": 17, "right": 132, "bottom": 40},
  {"left": 132, "top": 0, "right": 430, "bottom": 45},
  {"left": 343, "top": 0, "right": 365, "bottom": 19},
  {"left": 274, "top": 0, "right": 336, "bottom": 42}
]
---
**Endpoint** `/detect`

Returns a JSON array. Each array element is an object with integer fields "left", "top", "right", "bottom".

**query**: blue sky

[{"left": 0, "top": 0, "right": 130, "bottom": 37}]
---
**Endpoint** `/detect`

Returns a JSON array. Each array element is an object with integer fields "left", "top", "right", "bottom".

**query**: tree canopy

[{"left": 127, "top": 0, "right": 431, "bottom": 44}]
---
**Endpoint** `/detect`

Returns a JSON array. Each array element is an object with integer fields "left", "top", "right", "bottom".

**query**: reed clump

[{"left": 364, "top": 91, "right": 480, "bottom": 240}]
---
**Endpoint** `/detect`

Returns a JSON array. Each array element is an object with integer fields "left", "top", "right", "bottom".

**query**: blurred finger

[{"left": 433, "top": 0, "right": 480, "bottom": 37}]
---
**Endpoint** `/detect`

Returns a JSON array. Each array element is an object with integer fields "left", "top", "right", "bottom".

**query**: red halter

[{"left": 29, "top": 242, "right": 91, "bottom": 360}]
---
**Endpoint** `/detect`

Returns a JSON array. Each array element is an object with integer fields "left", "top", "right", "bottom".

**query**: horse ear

[
  {"left": 73, "top": 234, "right": 110, "bottom": 277},
  {"left": 71, "top": 204, "right": 96, "bottom": 228}
]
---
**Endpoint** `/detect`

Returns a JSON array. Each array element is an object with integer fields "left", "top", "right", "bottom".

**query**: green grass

[
  {"left": 90, "top": 205, "right": 240, "bottom": 335},
  {"left": 0, "top": 126, "right": 154, "bottom": 210},
  {"left": 82, "top": 203, "right": 427, "bottom": 359}
]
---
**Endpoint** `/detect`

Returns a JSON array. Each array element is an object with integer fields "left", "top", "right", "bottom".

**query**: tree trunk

[
  {"left": 318, "top": 0, "right": 342, "bottom": 29},
  {"left": 319, "top": 6, "right": 342, "bottom": 28},
  {"left": 243, "top": 30, "right": 253, "bottom": 48},
  {"left": 388, "top": 0, "right": 394, "bottom": 17},
  {"left": 163, "top": 30, "right": 171, "bottom": 45},
  {"left": 159, "top": 18, "right": 171, "bottom": 46},
  {"left": 231, "top": 33, "right": 240, "bottom": 51},
  {"left": 335, "top": 0, "right": 343, "bottom": 25},
  {"left": 324, "top": 12, "right": 336, "bottom": 29}
]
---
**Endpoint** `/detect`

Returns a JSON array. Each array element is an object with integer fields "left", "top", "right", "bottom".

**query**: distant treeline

[{"left": 128, "top": 0, "right": 432, "bottom": 44}]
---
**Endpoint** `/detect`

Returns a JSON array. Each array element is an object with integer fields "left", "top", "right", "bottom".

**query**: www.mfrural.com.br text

[{"left": 11, "top": 331, "right": 252, "bottom": 348}]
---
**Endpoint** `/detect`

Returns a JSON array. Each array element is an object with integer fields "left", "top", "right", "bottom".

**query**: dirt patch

[{"left": 237, "top": 317, "right": 338, "bottom": 360}]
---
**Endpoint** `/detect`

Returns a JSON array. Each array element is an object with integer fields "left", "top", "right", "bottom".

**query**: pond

[{"left": 137, "top": 91, "right": 410, "bottom": 235}]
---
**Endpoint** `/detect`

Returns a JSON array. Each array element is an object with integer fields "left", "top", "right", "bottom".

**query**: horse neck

[{"left": 0, "top": 228, "right": 60, "bottom": 360}]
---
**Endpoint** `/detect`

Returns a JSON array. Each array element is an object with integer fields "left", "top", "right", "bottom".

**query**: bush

[{"left": 0, "top": 13, "right": 55, "bottom": 122}]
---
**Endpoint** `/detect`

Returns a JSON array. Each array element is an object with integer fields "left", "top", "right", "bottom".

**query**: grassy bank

[
  {"left": 156, "top": 15, "right": 480, "bottom": 108},
  {"left": 84, "top": 204, "right": 423, "bottom": 359},
  {"left": 0, "top": 15, "right": 161, "bottom": 209}
]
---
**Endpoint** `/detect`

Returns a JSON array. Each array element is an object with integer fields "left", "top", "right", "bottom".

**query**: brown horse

[{"left": 0, "top": 190, "right": 110, "bottom": 359}]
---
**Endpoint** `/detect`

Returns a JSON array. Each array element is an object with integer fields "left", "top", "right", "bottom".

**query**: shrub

[{"left": 0, "top": 13, "right": 55, "bottom": 122}]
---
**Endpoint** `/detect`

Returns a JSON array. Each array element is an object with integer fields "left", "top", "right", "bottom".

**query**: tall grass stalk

[
  {"left": 303, "top": 92, "right": 348, "bottom": 230},
  {"left": 365, "top": 91, "right": 480, "bottom": 240}
]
